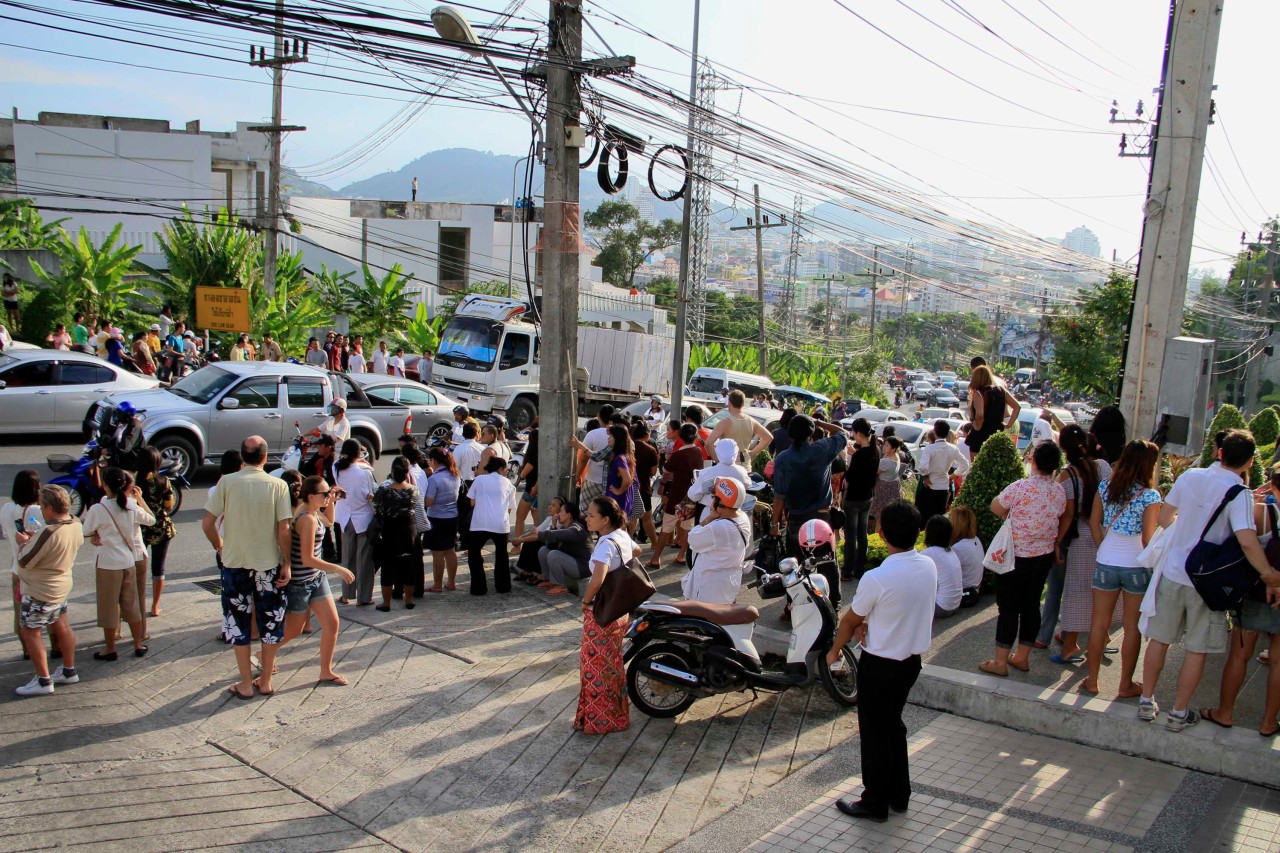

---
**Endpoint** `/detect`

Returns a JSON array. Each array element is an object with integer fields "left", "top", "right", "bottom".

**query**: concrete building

[
  {"left": 0, "top": 111, "right": 269, "bottom": 261},
  {"left": 1062, "top": 225, "right": 1101, "bottom": 258}
]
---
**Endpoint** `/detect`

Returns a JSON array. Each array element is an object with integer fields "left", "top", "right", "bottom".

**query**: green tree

[
  {"left": 349, "top": 264, "right": 415, "bottom": 342},
  {"left": 645, "top": 276, "right": 678, "bottom": 311},
  {"left": 0, "top": 198, "right": 66, "bottom": 253},
  {"left": 954, "top": 431, "right": 1024, "bottom": 547},
  {"left": 1049, "top": 272, "right": 1133, "bottom": 403},
  {"left": 879, "top": 311, "right": 988, "bottom": 369},
  {"left": 311, "top": 264, "right": 356, "bottom": 319},
  {"left": 1249, "top": 408, "right": 1280, "bottom": 447},
  {"left": 251, "top": 279, "right": 331, "bottom": 355},
  {"left": 28, "top": 224, "right": 143, "bottom": 328},
  {"left": 584, "top": 199, "right": 683, "bottom": 289},
  {"left": 1199, "top": 404, "right": 1248, "bottom": 466},
  {"left": 143, "top": 207, "right": 260, "bottom": 320},
  {"left": 394, "top": 302, "right": 448, "bottom": 355}
]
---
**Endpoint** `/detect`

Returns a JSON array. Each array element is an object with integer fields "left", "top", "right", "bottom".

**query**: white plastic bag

[{"left": 983, "top": 520, "right": 1016, "bottom": 575}]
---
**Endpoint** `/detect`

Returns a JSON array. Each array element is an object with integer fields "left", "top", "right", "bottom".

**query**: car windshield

[
  {"left": 0, "top": 353, "right": 15, "bottom": 370},
  {"left": 437, "top": 316, "right": 502, "bottom": 371},
  {"left": 168, "top": 366, "right": 237, "bottom": 404}
]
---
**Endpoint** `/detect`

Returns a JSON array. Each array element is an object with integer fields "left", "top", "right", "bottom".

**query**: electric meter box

[{"left": 1156, "top": 336, "right": 1215, "bottom": 456}]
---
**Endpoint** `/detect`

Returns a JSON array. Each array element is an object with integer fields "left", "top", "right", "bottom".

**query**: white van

[{"left": 686, "top": 367, "right": 776, "bottom": 403}]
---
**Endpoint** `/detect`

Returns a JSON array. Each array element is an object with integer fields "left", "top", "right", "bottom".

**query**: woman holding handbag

[
  {"left": 82, "top": 468, "right": 154, "bottom": 660},
  {"left": 1081, "top": 440, "right": 1162, "bottom": 697},
  {"left": 575, "top": 497, "right": 635, "bottom": 735},
  {"left": 979, "top": 441, "right": 1065, "bottom": 677},
  {"left": 373, "top": 456, "right": 422, "bottom": 612}
]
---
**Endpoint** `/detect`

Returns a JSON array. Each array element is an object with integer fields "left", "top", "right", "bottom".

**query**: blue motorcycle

[{"left": 47, "top": 438, "right": 187, "bottom": 518}]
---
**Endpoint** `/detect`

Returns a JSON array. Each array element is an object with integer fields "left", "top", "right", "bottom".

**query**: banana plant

[
  {"left": 250, "top": 279, "right": 331, "bottom": 354},
  {"left": 28, "top": 224, "right": 143, "bottom": 326},
  {"left": 394, "top": 302, "right": 447, "bottom": 354}
]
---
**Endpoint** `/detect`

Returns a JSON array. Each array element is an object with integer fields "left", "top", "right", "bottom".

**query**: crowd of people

[{"left": 6, "top": 352, "right": 1280, "bottom": 775}]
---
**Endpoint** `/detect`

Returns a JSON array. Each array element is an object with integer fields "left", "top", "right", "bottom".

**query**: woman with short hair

[
  {"left": 466, "top": 456, "right": 518, "bottom": 595},
  {"left": 334, "top": 439, "right": 377, "bottom": 605},
  {"left": 575, "top": 497, "right": 634, "bottom": 734},
  {"left": 373, "top": 456, "right": 422, "bottom": 611},
  {"left": 423, "top": 447, "right": 460, "bottom": 592}
]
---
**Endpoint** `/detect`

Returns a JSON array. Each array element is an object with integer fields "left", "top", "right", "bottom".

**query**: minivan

[{"left": 686, "top": 367, "right": 776, "bottom": 403}]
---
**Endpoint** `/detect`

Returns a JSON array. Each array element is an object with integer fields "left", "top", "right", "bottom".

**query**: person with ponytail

[
  {"left": 373, "top": 456, "right": 423, "bottom": 611},
  {"left": 333, "top": 439, "right": 377, "bottom": 605},
  {"left": 280, "top": 475, "right": 354, "bottom": 685},
  {"left": 136, "top": 446, "right": 176, "bottom": 619},
  {"left": 423, "top": 447, "right": 461, "bottom": 592},
  {"left": 82, "top": 467, "right": 154, "bottom": 660}
]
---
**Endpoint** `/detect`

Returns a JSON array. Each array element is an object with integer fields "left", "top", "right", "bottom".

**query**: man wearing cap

[
  {"left": 146, "top": 323, "right": 162, "bottom": 356},
  {"left": 683, "top": 477, "right": 753, "bottom": 605},
  {"left": 772, "top": 413, "right": 848, "bottom": 607},
  {"left": 316, "top": 399, "right": 351, "bottom": 444}
]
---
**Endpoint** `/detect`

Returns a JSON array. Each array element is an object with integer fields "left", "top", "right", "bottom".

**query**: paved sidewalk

[{"left": 742, "top": 715, "right": 1280, "bottom": 853}]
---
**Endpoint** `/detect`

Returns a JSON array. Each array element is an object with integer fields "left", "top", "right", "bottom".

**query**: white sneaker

[
  {"left": 15, "top": 677, "right": 54, "bottom": 697},
  {"left": 51, "top": 667, "right": 79, "bottom": 685},
  {"left": 1138, "top": 699, "right": 1159, "bottom": 722}
]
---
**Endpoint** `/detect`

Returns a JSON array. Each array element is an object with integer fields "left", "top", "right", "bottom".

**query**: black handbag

[
  {"left": 592, "top": 538, "right": 656, "bottom": 625},
  {"left": 1057, "top": 470, "right": 1081, "bottom": 563},
  {"left": 1186, "top": 485, "right": 1262, "bottom": 611}
]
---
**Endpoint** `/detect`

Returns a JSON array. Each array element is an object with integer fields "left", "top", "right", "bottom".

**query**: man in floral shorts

[
  {"left": 14, "top": 486, "right": 82, "bottom": 697},
  {"left": 203, "top": 436, "right": 294, "bottom": 700}
]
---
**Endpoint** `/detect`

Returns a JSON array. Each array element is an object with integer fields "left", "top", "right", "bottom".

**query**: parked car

[
  {"left": 0, "top": 349, "right": 160, "bottom": 435},
  {"left": 344, "top": 373, "right": 460, "bottom": 445},
  {"left": 91, "top": 362, "right": 409, "bottom": 477},
  {"left": 920, "top": 407, "right": 965, "bottom": 423},
  {"left": 872, "top": 421, "right": 930, "bottom": 465},
  {"left": 912, "top": 381, "right": 934, "bottom": 402},
  {"left": 772, "top": 385, "right": 831, "bottom": 409},
  {"left": 840, "top": 407, "right": 908, "bottom": 430},
  {"left": 954, "top": 380, "right": 971, "bottom": 402},
  {"left": 702, "top": 405, "right": 781, "bottom": 438},
  {"left": 1064, "top": 402, "right": 1096, "bottom": 430}
]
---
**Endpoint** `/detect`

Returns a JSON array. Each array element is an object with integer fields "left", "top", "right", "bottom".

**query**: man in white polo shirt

[
  {"left": 1139, "top": 429, "right": 1280, "bottom": 731},
  {"left": 827, "top": 499, "right": 936, "bottom": 823}
]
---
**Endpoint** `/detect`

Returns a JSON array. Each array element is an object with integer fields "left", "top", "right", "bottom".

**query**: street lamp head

[{"left": 431, "top": 6, "right": 482, "bottom": 56}]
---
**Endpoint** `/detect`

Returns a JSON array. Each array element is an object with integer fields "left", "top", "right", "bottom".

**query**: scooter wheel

[
  {"left": 627, "top": 643, "right": 697, "bottom": 718},
  {"left": 819, "top": 645, "right": 859, "bottom": 706},
  {"left": 67, "top": 486, "right": 91, "bottom": 518}
]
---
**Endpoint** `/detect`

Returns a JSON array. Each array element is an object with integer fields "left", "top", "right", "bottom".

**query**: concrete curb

[{"left": 910, "top": 665, "right": 1280, "bottom": 789}]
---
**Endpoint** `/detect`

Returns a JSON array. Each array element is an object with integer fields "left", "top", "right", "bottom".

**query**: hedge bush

[
  {"left": 1250, "top": 408, "right": 1280, "bottom": 448},
  {"left": 953, "top": 431, "right": 1024, "bottom": 547},
  {"left": 1199, "top": 404, "right": 1248, "bottom": 467}
]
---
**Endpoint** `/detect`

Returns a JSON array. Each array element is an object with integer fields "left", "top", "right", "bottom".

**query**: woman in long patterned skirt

[{"left": 575, "top": 496, "right": 633, "bottom": 735}]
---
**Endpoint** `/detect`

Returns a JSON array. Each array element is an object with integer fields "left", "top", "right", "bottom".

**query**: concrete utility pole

[
  {"left": 539, "top": 0, "right": 584, "bottom": 504},
  {"left": 248, "top": 0, "right": 306, "bottom": 297},
  {"left": 848, "top": 245, "right": 888, "bottom": 346},
  {"left": 1118, "top": 0, "right": 1225, "bottom": 437},
  {"left": 730, "top": 183, "right": 786, "bottom": 373},
  {"left": 670, "top": 0, "right": 701, "bottom": 420},
  {"left": 811, "top": 273, "right": 846, "bottom": 351}
]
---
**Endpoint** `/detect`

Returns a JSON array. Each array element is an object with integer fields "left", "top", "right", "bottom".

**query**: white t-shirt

[
  {"left": 686, "top": 462, "right": 750, "bottom": 509},
  {"left": 582, "top": 427, "right": 610, "bottom": 485},
  {"left": 921, "top": 545, "right": 963, "bottom": 612},
  {"left": 347, "top": 352, "right": 366, "bottom": 374},
  {"left": 591, "top": 528, "right": 636, "bottom": 570},
  {"left": 319, "top": 416, "right": 351, "bottom": 444},
  {"left": 849, "top": 550, "right": 937, "bottom": 660},
  {"left": 371, "top": 350, "right": 389, "bottom": 375},
  {"left": 1, "top": 502, "right": 38, "bottom": 576},
  {"left": 1160, "top": 465, "right": 1255, "bottom": 588},
  {"left": 82, "top": 497, "right": 154, "bottom": 569},
  {"left": 684, "top": 514, "right": 752, "bottom": 604},
  {"left": 1030, "top": 418, "right": 1054, "bottom": 447},
  {"left": 468, "top": 473, "right": 516, "bottom": 533},
  {"left": 389, "top": 356, "right": 405, "bottom": 377},
  {"left": 455, "top": 439, "right": 485, "bottom": 481},
  {"left": 951, "top": 536, "right": 985, "bottom": 589},
  {"left": 451, "top": 421, "right": 465, "bottom": 443}
]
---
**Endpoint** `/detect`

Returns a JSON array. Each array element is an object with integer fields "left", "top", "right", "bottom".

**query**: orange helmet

[{"left": 712, "top": 477, "right": 746, "bottom": 510}]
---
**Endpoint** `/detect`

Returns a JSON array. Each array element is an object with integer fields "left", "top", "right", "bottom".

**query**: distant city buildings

[{"left": 1062, "top": 225, "right": 1101, "bottom": 258}]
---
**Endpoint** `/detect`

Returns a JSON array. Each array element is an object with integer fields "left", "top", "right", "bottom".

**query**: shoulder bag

[
  {"left": 1056, "top": 469, "right": 1081, "bottom": 564},
  {"left": 1185, "top": 484, "right": 1261, "bottom": 611},
  {"left": 105, "top": 503, "right": 148, "bottom": 579},
  {"left": 592, "top": 536, "right": 656, "bottom": 625}
]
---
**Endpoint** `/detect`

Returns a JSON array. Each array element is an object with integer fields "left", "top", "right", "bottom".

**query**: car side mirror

[{"left": 220, "top": 397, "right": 240, "bottom": 410}]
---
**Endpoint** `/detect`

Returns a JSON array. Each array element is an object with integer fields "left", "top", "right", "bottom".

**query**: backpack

[{"left": 1185, "top": 484, "right": 1262, "bottom": 612}]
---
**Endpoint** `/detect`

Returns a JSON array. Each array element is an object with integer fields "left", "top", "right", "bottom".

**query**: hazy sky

[{"left": 3, "top": 0, "right": 1274, "bottom": 275}]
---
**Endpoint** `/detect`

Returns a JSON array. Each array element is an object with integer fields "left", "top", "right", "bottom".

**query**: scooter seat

[{"left": 668, "top": 600, "right": 760, "bottom": 625}]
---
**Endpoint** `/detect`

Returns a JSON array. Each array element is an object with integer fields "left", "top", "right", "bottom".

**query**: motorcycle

[
  {"left": 622, "top": 555, "right": 859, "bottom": 718},
  {"left": 47, "top": 436, "right": 187, "bottom": 518},
  {"left": 275, "top": 421, "right": 311, "bottom": 474}
]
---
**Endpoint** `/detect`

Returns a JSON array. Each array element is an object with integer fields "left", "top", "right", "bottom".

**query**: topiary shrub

[
  {"left": 751, "top": 448, "right": 771, "bottom": 477},
  {"left": 1199, "top": 404, "right": 1249, "bottom": 467},
  {"left": 953, "top": 431, "right": 1024, "bottom": 547},
  {"left": 1249, "top": 408, "right": 1280, "bottom": 448}
]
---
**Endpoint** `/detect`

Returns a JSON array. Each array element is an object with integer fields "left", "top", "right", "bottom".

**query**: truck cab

[{"left": 433, "top": 295, "right": 541, "bottom": 429}]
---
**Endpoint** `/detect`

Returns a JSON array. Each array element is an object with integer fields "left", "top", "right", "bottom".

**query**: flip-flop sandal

[
  {"left": 317, "top": 674, "right": 349, "bottom": 686},
  {"left": 426, "top": 586, "right": 444, "bottom": 593},
  {"left": 545, "top": 587, "right": 570, "bottom": 596},
  {"left": 673, "top": 558, "right": 687, "bottom": 566},
  {"left": 227, "top": 684, "right": 254, "bottom": 700},
  {"left": 1261, "top": 726, "right": 1280, "bottom": 738},
  {"left": 1050, "top": 654, "right": 1085, "bottom": 665},
  {"left": 644, "top": 561, "right": 661, "bottom": 569},
  {"left": 1079, "top": 682, "right": 1100, "bottom": 696},
  {"left": 252, "top": 678, "right": 275, "bottom": 697},
  {"left": 978, "top": 661, "right": 1008, "bottom": 677},
  {"left": 445, "top": 583, "right": 457, "bottom": 591},
  {"left": 1116, "top": 683, "right": 1144, "bottom": 698},
  {"left": 1202, "top": 708, "right": 1233, "bottom": 729}
]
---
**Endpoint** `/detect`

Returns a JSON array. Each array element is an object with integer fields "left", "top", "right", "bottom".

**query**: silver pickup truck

[{"left": 90, "top": 361, "right": 448, "bottom": 477}]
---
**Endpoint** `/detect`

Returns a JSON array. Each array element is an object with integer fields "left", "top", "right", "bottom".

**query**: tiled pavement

[{"left": 743, "top": 715, "right": 1280, "bottom": 853}]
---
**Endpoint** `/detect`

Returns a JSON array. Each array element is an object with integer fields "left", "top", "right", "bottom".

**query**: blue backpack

[{"left": 1184, "top": 484, "right": 1262, "bottom": 611}]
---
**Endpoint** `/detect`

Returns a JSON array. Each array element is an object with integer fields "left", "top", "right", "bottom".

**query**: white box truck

[{"left": 431, "top": 295, "right": 687, "bottom": 431}]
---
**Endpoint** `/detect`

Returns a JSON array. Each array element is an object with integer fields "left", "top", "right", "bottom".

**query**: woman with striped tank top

[{"left": 281, "top": 475, "right": 355, "bottom": 686}]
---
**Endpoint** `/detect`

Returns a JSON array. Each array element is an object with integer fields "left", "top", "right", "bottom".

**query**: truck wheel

[
  {"left": 354, "top": 433, "right": 378, "bottom": 462},
  {"left": 152, "top": 436, "right": 198, "bottom": 480},
  {"left": 507, "top": 398, "right": 537, "bottom": 433}
]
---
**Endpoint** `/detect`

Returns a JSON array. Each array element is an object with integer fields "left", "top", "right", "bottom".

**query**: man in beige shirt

[
  {"left": 203, "top": 436, "right": 293, "bottom": 699},
  {"left": 14, "top": 485, "right": 82, "bottom": 697},
  {"left": 259, "top": 332, "right": 283, "bottom": 362}
]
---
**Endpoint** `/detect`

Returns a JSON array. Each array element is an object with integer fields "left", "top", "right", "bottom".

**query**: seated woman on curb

[{"left": 536, "top": 501, "right": 592, "bottom": 596}]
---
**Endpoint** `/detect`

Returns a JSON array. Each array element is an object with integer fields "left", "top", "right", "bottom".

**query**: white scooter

[{"left": 622, "top": 556, "right": 858, "bottom": 718}]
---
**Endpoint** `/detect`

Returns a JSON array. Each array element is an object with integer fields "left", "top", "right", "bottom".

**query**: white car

[
  {"left": 840, "top": 407, "right": 908, "bottom": 429},
  {"left": 0, "top": 349, "right": 160, "bottom": 434},
  {"left": 920, "top": 407, "right": 965, "bottom": 423}
]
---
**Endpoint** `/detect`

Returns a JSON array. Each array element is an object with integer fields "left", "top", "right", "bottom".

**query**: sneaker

[
  {"left": 15, "top": 677, "right": 54, "bottom": 697},
  {"left": 51, "top": 666, "right": 79, "bottom": 685},
  {"left": 1165, "top": 708, "right": 1200, "bottom": 733},
  {"left": 1138, "top": 699, "right": 1159, "bottom": 722}
]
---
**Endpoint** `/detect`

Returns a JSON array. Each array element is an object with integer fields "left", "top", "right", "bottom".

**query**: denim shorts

[
  {"left": 1092, "top": 562, "right": 1152, "bottom": 595},
  {"left": 1239, "top": 598, "right": 1280, "bottom": 635},
  {"left": 286, "top": 573, "right": 333, "bottom": 613}
]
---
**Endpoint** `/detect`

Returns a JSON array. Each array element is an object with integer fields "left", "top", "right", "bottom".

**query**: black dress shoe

[
  {"left": 836, "top": 798, "right": 887, "bottom": 823},
  {"left": 890, "top": 802, "right": 909, "bottom": 814}
]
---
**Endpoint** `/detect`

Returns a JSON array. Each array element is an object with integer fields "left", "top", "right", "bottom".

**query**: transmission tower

[
  {"left": 781, "top": 193, "right": 805, "bottom": 342},
  {"left": 686, "top": 65, "right": 738, "bottom": 345}
]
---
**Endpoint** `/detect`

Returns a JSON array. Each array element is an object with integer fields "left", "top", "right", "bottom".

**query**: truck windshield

[
  {"left": 438, "top": 316, "right": 502, "bottom": 371},
  {"left": 168, "top": 365, "right": 237, "bottom": 404}
]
